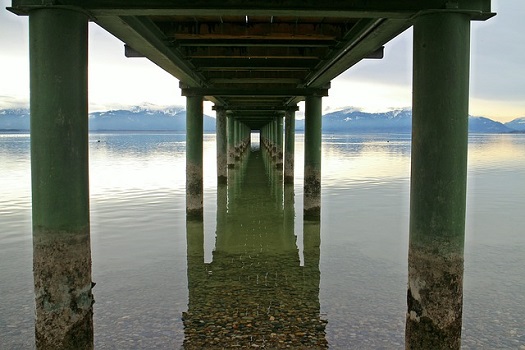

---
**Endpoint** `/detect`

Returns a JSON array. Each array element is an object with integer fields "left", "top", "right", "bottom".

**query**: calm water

[{"left": 0, "top": 131, "right": 524, "bottom": 349}]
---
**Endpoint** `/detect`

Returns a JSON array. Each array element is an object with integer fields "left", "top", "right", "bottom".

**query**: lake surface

[{"left": 0, "top": 131, "right": 524, "bottom": 349}]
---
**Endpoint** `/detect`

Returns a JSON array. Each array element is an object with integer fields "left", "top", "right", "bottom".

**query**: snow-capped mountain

[
  {"left": 88, "top": 105, "right": 212, "bottom": 131},
  {"left": 0, "top": 106, "right": 521, "bottom": 133},
  {"left": 0, "top": 108, "right": 30, "bottom": 130},
  {"left": 505, "top": 117, "right": 525, "bottom": 131},
  {"left": 295, "top": 108, "right": 513, "bottom": 133},
  {"left": 0, "top": 106, "right": 216, "bottom": 131}
]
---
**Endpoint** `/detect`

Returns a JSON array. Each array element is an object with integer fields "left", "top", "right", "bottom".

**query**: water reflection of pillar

[
  {"left": 262, "top": 144, "right": 281, "bottom": 207},
  {"left": 183, "top": 151, "right": 327, "bottom": 349},
  {"left": 184, "top": 219, "right": 207, "bottom": 349},
  {"left": 215, "top": 183, "right": 228, "bottom": 250},
  {"left": 274, "top": 161, "right": 284, "bottom": 211},
  {"left": 283, "top": 184, "right": 297, "bottom": 249},
  {"left": 29, "top": 9, "right": 94, "bottom": 349},
  {"left": 302, "top": 219, "right": 324, "bottom": 342},
  {"left": 406, "top": 12, "right": 470, "bottom": 350}
]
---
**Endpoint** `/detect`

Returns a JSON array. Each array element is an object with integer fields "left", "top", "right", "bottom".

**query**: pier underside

[
  {"left": 8, "top": 1, "right": 494, "bottom": 349},
  {"left": 10, "top": 0, "right": 492, "bottom": 129}
]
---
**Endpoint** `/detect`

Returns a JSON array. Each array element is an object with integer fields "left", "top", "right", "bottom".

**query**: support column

[
  {"left": 234, "top": 119, "right": 241, "bottom": 160},
  {"left": 215, "top": 106, "right": 227, "bottom": 184},
  {"left": 275, "top": 115, "right": 284, "bottom": 169},
  {"left": 227, "top": 114, "right": 235, "bottom": 168},
  {"left": 284, "top": 107, "right": 296, "bottom": 184},
  {"left": 303, "top": 96, "right": 322, "bottom": 219},
  {"left": 271, "top": 119, "right": 278, "bottom": 160},
  {"left": 406, "top": 12, "right": 471, "bottom": 350},
  {"left": 186, "top": 95, "right": 204, "bottom": 219},
  {"left": 29, "top": 9, "right": 93, "bottom": 349}
]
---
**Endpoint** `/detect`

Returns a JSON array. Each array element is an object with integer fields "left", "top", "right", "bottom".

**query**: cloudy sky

[{"left": 0, "top": 0, "right": 523, "bottom": 122}]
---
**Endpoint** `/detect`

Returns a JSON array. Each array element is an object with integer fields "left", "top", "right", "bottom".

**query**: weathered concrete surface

[
  {"left": 406, "top": 11, "right": 470, "bottom": 350},
  {"left": 29, "top": 8, "right": 93, "bottom": 349},
  {"left": 186, "top": 162, "right": 203, "bottom": 219},
  {"left": 33, "top": 229, "right": 94, "bottom": 349},
  {"left": 216, "top": 108, "right": 227, "bottom": 184},
  {"left": 406, "top": 246, "right": 464, "bottom": 349},
  {"left": 303, "top": 166, "right": 321, "bottom": 219},
  {"left": 186, "top": 95, "right": 203, "bottom": 219},
  {"left": 227, "top": 116, "right": 236, "bottom": 169},
  {"left": 284, "top": 109, "right": 295, "bottom": 184},
  {"left": 304, "top": 96, "right": 322, "bottom": 219}
]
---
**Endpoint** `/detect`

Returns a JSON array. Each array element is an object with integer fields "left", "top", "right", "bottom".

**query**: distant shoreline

[{"left": 2, "top": 129, "right": 523, "bottom": 135}]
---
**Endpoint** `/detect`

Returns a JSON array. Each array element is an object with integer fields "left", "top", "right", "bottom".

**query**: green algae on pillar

[
  {"left": 406, "top": 12, "right": 471, "bottom": 350},
  {"left": 284, "top": 107, "right": 296, "bottom": 184},
  {"left": 186, "top": 95, "right": 204, "bottom": 219},
  {"left": 215, "top": 106, "right": 227, "bottom": 184},
  {"left": 304, "top": 96, "right": 322, "bottom": 219},
  {"left": 29, "top": 8, "right": 94, "bottom": 349}
]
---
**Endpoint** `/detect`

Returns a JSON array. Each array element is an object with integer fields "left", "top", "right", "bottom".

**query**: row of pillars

[
  {"left": 187, "top": 102, "right": 252, "bottom": 218},
  {"left": 27, "top": 6, "right": 472, "bottom": 349},
  {"left": 204, "top": 97, "right": 321, "bottom": 220}
]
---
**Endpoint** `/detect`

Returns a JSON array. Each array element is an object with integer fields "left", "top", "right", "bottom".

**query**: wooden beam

[
  {"left": 155, "top": 22, "right": 350, "bottom": 40},
  {"left": 10, "top": 0, "right": 494, "bottom": 20},
  {"left": 204, "top": 70, "right": 306, "bottom": 80},
  {"left": 306, "top": 18, "right": 410, "bottom": 87},
  {"left": 181, "top": 87, "right": 328, "bottom": 97},
  {"left": 176, "top": 39, "right": 336, "bottom": 47},
  {"left": 191, "top": 57, "right": 318, "bottom": 69},
  {"left": 180, "top": 46, "right": 329, "bottom": 59},
  {"left": 94, "top": 16, "right": 208, "bottom": 87},
  {"left": 209, "top": 78, "right": 302, "bottom": 84}
]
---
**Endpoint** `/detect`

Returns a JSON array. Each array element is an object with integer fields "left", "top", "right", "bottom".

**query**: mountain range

[{"left": 1, "top": 106, "right": 524, "bottom": 133}]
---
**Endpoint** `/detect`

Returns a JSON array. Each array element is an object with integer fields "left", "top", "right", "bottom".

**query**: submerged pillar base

[
  {"left": 34, "top": 230, "right": 94, "bottom": 349},
  {"left": 186, "top": 163, "right": 203, "bottom": 220},
  {"left": 186, "top": 209, "right": 204, "bottom": 220},
  {"left": 303, "top": 172, "right": 321, "bottom": 220},
  {"left": 406, "top": 246, "right": 463, "bottom": 349}
]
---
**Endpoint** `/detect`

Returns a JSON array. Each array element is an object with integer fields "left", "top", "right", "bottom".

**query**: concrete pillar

[
  {"left": 284, "top": 107, "right": 296, "bottom": 184},
  {"left": 276, "top": 116, "right": 284, "bottom": 169},
  {"left": 266, "top": 121, "right": 271, "bottom": 154},
  {"left": 272, "top": 119, "right": 278, "bottom": 160},
  {"left": 246, "top": 125, "right": 251, "bottom": 149},
  {"left": 406, "top": 12, "right": 471, "bottom": 350},
  {"left": 215, "top": 106, "right": 227, "bottom": 184},
  {"left": 186, "top": 95, "right": 203, "bottom": 219},
  {"left": 304, "top": 96, "right": 322, "bottom": 219},
  {"left": 234, "top": 119, "right": 241, "bottom": 160},
  {"left": 227, "top": 114, "right": 235, "bottom": 168},
  {"left": 29, "top": 9, "right": 94, "bottom": 349}
]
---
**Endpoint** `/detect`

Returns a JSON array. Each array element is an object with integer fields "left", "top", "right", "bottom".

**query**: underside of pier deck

[{"left": 10, "top": 0, "right": 492, "bottom": 127}]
